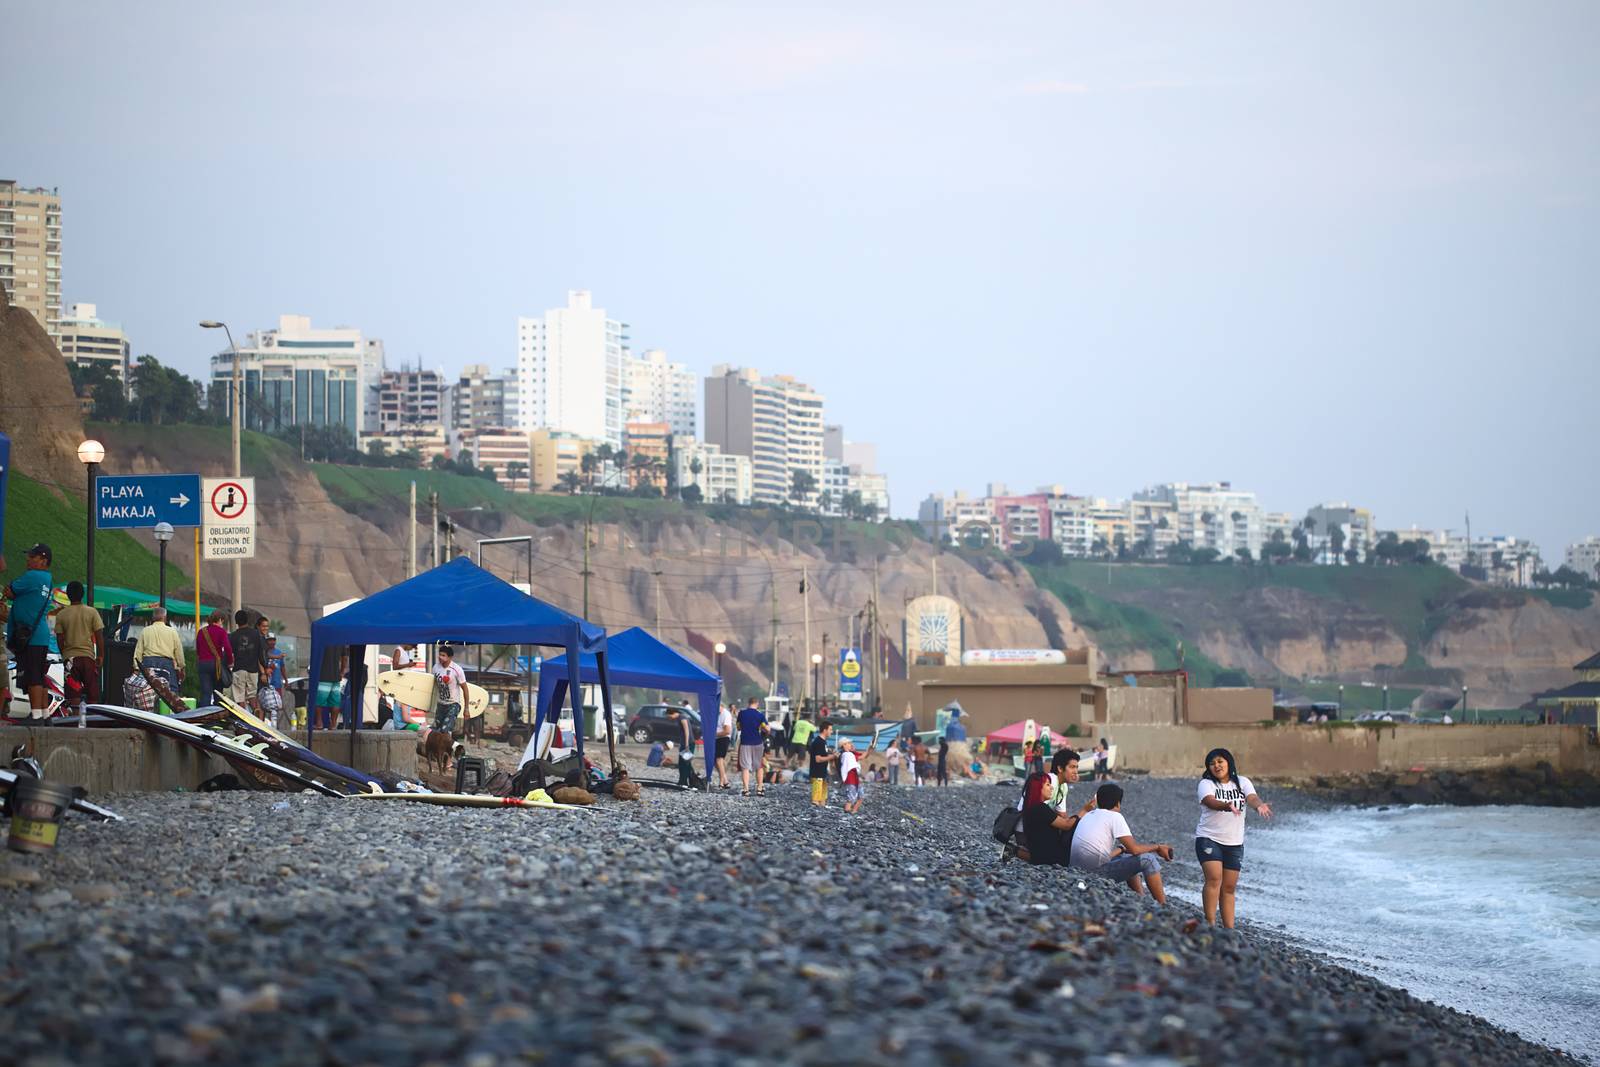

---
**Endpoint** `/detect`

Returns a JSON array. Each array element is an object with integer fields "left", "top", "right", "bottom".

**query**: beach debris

[{"left": 550, "top": 786, "right": 595, "bottom": 806}]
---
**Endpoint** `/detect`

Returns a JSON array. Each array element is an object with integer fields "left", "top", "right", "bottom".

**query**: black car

[{"left": 627, "top": 704, "right": 701, "bottom": 744}]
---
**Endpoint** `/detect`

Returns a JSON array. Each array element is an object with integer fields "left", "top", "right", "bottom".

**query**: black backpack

[{"left": 991, "top": 772, "right": 1046, "bottom": 844}]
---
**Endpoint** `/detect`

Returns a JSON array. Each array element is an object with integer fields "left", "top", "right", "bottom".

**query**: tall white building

[
  {"left": 623, "top": 349, "right": 697, "bottom": 440},
  {"left": 704, "top": 364, "right": 825, "bottom": 507},
  {"left": 1134, "top": 481, "right": 1266, "bottom": 559},
  {"left": 672, "top": 439, "right": 753, "bottom": 505},
  {"left": 209, "top": 314, "right": 382, "bottom": 437},
  {"left": 516, "top": 290, "right": 628, "bottom": 446},
  {"left": 58, "top": 302, "right": 130, "bottom": 386},
  {"left": 1565, "top": 536, "right": 1600, "bottom": 581}
]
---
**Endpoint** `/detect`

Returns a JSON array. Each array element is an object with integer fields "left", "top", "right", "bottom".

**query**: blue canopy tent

[
  {"left": 306, "top": 557, "right": 611, "bottom": 771},
  {"left": 525, "top": 626, "right": 722, "bottom": 783}
]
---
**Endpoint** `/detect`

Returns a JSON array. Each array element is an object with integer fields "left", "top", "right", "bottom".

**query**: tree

[
  {"left": 1329, "top": 525, "right": 1346, "bottom": 564},
  {"left": 129, "top": 355, "right": 205, "bottom": 425},
  {"left": 557, "top": 470, "right": 582, "bottom": 494},
  {"left": 68, "top": 362, "right": 127, "bottom": 420},
  {"left": 505, "top": 460, "right": 528, "bottom": 492},
  {"left": 1166, "top": 540, "right": 1194, "bottom": 564},
  {"left": 580, "top": 452, "right": 598, "bottom": 490},
  {"left": 1261, "top": 538, "right": 1292, "bottom": 563},
  {"left": 1113, "top": 531, "right": 1129, "bottom": 560},
  {"left": 841, "top": 489, "right": 863, "bottom": 520},
  {"left": 1235, "top": 547, "right": 1254, "bottom": 564},
  {"left": 817, "top": 489, "right": 834, "bottom": 514},
  {"left": 790, "top": 468, "right": 819, "bottom": 507},
  {"left": 1192, "top": 547, "right": 1221, "bottom": 564},
  {"left": 680, "top": 483, "right": 703, "bottom": 504}
]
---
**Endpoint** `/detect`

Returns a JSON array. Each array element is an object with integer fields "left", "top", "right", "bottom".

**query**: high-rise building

[
  {"left": 452, "top": 363, "right": 517, "bottom": 433},
  {"left": 623, "top": 349, "right": 697, "bottom": 440},
  {"left": 516, "top": 290, "right": 629, "bottom": 446},
  {"left": 0, "top": 181, "right": 62, "bottom": 342},
  {"left": 1134, "top": 481, "right": 1266, "bottom": 560},
  {"left": 57, "top": 303, "right": 130, "bottom": 386},
  {"left": 1566, "top": 536, "right": 1600, "bottom": 582},
  {"left": 672, "top": 439, "right": 753, "bottom": 505},
  {"left": 704, "top": 364, "right": 825, "bottom": 506},
  {"left": 375, "top": 367, "right": 447, "bottom": 434},
  {"left": 210, "top": 314, "right": 381, "bottom": 437}
]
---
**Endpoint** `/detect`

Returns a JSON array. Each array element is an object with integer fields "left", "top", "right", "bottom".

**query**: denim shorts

[
  {"left": 1195, "top": 836, "right": 1244, "bottom": 871},
  {"left": 843, "top": 783, "right": 862, "bottom": 804}
]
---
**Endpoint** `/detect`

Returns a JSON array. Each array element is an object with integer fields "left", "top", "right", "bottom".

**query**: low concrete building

[{"left": 883, "top": 649, "right": 1105, "bottom": 739}]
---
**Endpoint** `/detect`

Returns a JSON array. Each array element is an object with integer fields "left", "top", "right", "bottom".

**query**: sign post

[
  {"left": 95, "top": 474, "right": 202, "bottom": 530},
  {"left": 838, "top": 647, "right": 863, "bottom": 703},
  {"left": 202, "top": 477, "right": 256, "bottom": 562}
]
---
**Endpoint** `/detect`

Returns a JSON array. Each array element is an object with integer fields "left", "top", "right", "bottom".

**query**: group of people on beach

[{"left": 1011, "top": 745, "right": 1270, "bottom": 927}]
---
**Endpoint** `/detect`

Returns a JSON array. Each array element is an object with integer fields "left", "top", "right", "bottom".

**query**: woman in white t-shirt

[{"left": 1195, "top": 747, "right": 1272, "bottom": 928}]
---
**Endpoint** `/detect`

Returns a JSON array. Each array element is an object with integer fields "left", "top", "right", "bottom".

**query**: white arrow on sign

[{"left": 170, "top": 493, "right": 190, "bottom": 507}]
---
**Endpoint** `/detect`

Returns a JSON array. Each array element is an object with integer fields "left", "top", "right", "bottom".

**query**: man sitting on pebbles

[{"left": 1068, "top": 783, "right": 1174, "bottom": 904}]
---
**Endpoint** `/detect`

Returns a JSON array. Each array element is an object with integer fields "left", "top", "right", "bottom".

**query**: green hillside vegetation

[
  {"left": 3, "top": 472, "right": 189, "bottom": 595},
  {"left": 88, "top": 420, "right": 301, "bottom": 472}
]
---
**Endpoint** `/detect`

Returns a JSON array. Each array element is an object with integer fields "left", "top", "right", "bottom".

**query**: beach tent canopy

[
  {"left": 306, "top": 557, "right": 610, "bottom": 760},
  {"left": 983, "top": 720, "right": 1073, "bottom": 748},
  {"left": 524, "top": 625, "right": 721, "bottom": 779}
]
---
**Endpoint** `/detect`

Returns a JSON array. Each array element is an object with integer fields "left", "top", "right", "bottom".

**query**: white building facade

[
  {"left": 672, "top": 439, "right": 753, "bottom": 505},
  {"left": 57, "top": 302, "right": 130, "bottom": 386},
  {"left": 704, "top": 365, "right": 824, "bottom": 507},
  {"left": 1565, "top": 537, "right": 1600, "bottom": 582},
  {"left": 623, "top": 349, "right": 697, "bottom": 440},
  {"left": 209, "top": 314, "right": 381, "bottom": 437},
  {"left": 516, "top": 290, "right": 628, "bottom": 446},
  {"left": 1134, "top": 482, "right": 1267, "bottom": 559}
]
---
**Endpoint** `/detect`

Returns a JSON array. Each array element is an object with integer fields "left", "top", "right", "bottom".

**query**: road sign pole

[{"left": 194, "top": 527, "right": 201, "bottom": 631}]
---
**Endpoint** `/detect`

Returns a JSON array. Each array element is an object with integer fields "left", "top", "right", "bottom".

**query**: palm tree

[
  {"left": 558, "top": 470, "right": 582, "bottom": 494},
  {"left": 580, "top": 452, "right": 598, "bottom": 490},
  {"left": 505, "top": 460, "right": 527, "bottom": 492}
]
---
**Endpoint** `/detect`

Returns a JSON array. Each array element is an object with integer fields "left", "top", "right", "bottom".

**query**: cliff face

[
  {"left": 1424, "top": 590, "right": 1600, "bottom": 705},
  {"left": 0, "top": 281, "right": 89, "bottom": 495}
]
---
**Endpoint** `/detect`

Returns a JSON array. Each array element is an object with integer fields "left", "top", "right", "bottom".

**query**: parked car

[{"left": 627, "top": 704, "right": 701, "bottom": 744}]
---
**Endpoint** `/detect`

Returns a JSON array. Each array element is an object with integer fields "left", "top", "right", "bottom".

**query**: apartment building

[
  {"left": 376, "top": 367, "right": 446, "bottom": 434},
  {"left": 624, "top": 349, "right": 697, "bottom": 440},
  {"left": 517, "top": 290, "right": 628, "bottom": 446},
  {"left": 704, "top": 364, "right": 824, "bottom": 507},
  {"left": 0, "top": 181, "right": 62, "bottom": 342},
  {"left": 1134, "top": 482, "right": 1266, "bottom": 559},
  {"left": 463, "top": 428, "right": 532, "bottom": 490},
  {"left": 918, "top": 491, "right": 1001, "bottom": 544},
  {"left": 452, "top": 364, "right": 518, "bottom": 433},
  {"left": 361, "top": 427, "right": 450, "bottom": 464},
  {"left": 622, "top": 421, "right": 671, "bottom": 490},
  {"left": 530, "top": 429, "right": 596, "bottom": 493},
  {"left": 1304, "top": 502, "right": 1376, "bottom": 563},
  {"left": 210, "top": 315, "right": 383, "bottom": 437},
  {"left": 57, "top": 302, "right": 130, "bottom": 385},
  {"left": 822, "top": 460, "right": 889, "bottom": 519},
  {"left": 672, "top": 439, "right": 753, "bottom": 505},
  {"left": 1566, "top": 537, "right": 1600, "bottom": 582}
]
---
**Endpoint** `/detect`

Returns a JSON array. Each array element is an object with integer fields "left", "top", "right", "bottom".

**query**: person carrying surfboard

[{"left": 432, "top": 645, "right": 467, "bottom": 734}]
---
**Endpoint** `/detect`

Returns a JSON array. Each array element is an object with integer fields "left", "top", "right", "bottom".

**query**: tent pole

[
  {"left": 597, "top": 650, "right": 618, "bottom": 775},
  {"left": 568, "top": 629, "right": 585, "bottom": 770},
  {"left": 349, "top": 643, "right": 363, "bottom": 771}
]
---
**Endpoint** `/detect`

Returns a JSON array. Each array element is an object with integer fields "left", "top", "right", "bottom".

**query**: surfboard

[
  {"left": 86, "top": 704, "right": 346, "bottom": 797},
  {"left": 216, "top": 697, "right": 386, "bottom": 794},
  {"left": 348, "top": 791, "right": 601, "bottom": 812},
  {"left": 375, "top": 669, "right": 435, "bottom": 712},
  {"left": 465, "top": 683, "right": 488, "bottom": 719}
]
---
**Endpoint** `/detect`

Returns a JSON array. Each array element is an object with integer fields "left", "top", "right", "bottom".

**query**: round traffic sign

[{"left": 210, "top": 480, "right": 249, "bottom": 520}]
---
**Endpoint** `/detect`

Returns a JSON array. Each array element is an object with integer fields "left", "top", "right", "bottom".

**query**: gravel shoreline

[{"left": 0, "top": 770, "right": 1579, "bottom": 1066}]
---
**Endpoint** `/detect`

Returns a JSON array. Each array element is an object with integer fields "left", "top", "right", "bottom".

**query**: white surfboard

[
  {"left": 464, "top": 682, "right": 488, "bottom": 719},
  {"left": 376, "top": 669, "right": 436, "bottom": 711}
]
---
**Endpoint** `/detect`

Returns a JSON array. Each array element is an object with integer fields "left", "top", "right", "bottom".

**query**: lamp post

[
  {"left": 153, "top": 522, "right": 174, "bottom": 607},
  {"left": 77, "top": 439, "right": 104, "bottom": 605},
  {"left": 714, "top": 642, "right": 727, "bottom": 681},
  {"left": 199, "top": 320, "right": 242, "bottom": 613},
  {"left": 811, "top": 653, "right": 822, "bottom": 713},
  {"left": 1337, "top": 684, "right": 1344, "bottom": 719}
]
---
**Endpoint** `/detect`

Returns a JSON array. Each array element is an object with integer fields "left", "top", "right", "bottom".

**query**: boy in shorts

[
  {"left": 807, "top": 721, "right": 836, "bottom": 806},
  {"left": 838, "top": 739, "right": 865, "bottom": 813}
]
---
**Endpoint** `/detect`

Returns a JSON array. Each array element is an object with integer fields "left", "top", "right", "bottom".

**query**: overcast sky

[{"left": 6, "top": 1, "right": 1597, "bottom": 552}]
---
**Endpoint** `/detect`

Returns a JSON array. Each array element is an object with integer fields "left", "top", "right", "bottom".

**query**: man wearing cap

[
  {"left": 132, "top": 606, "right": 186, "bottom": 712},
  {"left": 56, "top": 580, "right": 104, "bottom": 708},
  {"left": 3, "top": 543, "right": 56, "bottom": 714}
]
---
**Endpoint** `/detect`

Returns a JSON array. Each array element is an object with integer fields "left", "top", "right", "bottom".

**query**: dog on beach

[{"left": 417, "top": 727, "right": 455, "bottom": 775}]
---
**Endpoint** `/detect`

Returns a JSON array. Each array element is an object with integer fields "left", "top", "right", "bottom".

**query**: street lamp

[
  {"left": 77, "top": 439, "right": 104, "bottom": 604},
  {"left": 153, "top": 522, "right": 174, "bottom": 607},
  {"left": 199, "top": 320, "right": 242, "bottom": 613},
  {"left": 714, "top": 642, "right": 727, "bottom": 680},
  {"left": 811, "top": 652, "right": 823, "bottom": 713}
]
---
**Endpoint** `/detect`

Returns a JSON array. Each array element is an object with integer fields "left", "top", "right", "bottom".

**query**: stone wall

[
  {"left": 2, "top": 727, "right": 417, "bottom": 793},
  {"left": 1100, "top": 723, "right": 1600, "bottom": 779},
  {"left": 1186, "top": 687, "right": 1273, "bottom": 724},
  {"left": 1106, "top": 687, "right": 1175, "bottom": 725}
]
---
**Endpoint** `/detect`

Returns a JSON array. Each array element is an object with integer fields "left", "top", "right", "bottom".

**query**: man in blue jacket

[{"left": 4, "top": 542, "right": 56, "bottom": 715}]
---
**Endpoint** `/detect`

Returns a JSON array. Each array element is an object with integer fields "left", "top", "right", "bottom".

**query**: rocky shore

[
  {"left": 0, "top": 773, "right": 1580, "bottom": 1066},
  {"left": 1298, "top": 763, "right": 1600, "bottom": 808}
]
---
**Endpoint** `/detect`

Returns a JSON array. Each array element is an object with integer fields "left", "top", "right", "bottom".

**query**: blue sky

[{"left": 6, "top": 1, "right": 1597, "bottom": 553}]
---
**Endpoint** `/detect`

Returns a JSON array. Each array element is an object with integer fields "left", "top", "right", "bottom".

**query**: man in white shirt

[
  {"left": 1069, "top": 783, "right": 1174, "bottom": 903},
  {"left": 715, "top": 702, "right": 734, "bottom": 789},
  {"left": 431, "top": 645, "right": 467, "bottom": 734}
]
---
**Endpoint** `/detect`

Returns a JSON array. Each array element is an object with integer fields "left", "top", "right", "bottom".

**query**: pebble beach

[{"left": 0, "top": 771, "right": 1580, "bottom": 1066}]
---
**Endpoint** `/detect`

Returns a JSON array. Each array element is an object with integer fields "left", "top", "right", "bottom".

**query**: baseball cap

[
  {"left": 267, "top": 632, "right": 277, "bottom": 640},
  {"left": 26, "top": 543, "right": 52, "bottom": 563}
]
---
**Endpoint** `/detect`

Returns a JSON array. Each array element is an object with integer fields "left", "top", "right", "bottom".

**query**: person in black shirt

[
  {"left": 229, "top": 609, "right": 263, "bottom": 709},
  {"left": 807, "top": 722, "right": 836, "bottom": 807},
  {"left": 1021, "top": 771, "right": 1087, "bottom": 867}
]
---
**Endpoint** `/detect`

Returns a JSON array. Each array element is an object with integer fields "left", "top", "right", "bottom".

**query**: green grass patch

[
  {"left": 89, "top": 421, "right": 300, "bottom": 473},
  {"left": 3, "top": 472, "right": 189, "bottom": 595},
  {"left": 1530, "top": 587, "right": 1593, "bottom": 610},
  {"left": 1294, "top": 681, "right": 1425, "bottom": 711}
]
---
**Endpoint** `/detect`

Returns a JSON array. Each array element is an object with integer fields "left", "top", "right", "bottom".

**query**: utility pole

[
  {"left": 770, "top": 565, "right": 779, "bottom": 697},
  {"left": 582, "top": 495, "right": 598, "bottom": 619},
  {"left": 430, "top": 491, "right": 439, "bottom": 568},
  {"left": 408, "top": 481, "right": 417, "bottom": 578},
  {"left": 652, "top": 560, "right": 663, "bottom": 632},
  {"left": 871, "top": 553, "right": 882, "bottom": 713},
  {"left": 802, "top": 563, "right": 811, "bottom": 708}
]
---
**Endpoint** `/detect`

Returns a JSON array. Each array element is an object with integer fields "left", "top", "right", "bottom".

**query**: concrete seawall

[
  {"left": 1105, "top": 723, "right": 1600, "bottom": 779},
  {"left": 1, "top": 727, "right": 417, "bottom": 793}
]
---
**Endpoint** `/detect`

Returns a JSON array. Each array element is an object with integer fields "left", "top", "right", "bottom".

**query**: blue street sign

[{"left": 95, "top": 473, "right": 202, "bottom": 529}]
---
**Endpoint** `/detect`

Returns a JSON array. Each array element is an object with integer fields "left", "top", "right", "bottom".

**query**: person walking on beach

[
  {"left": 807, "top": 721, "right": 836, "bottom": 806},
  {"left": 431, "top": 645, "right": 466, "bottom": 734},
  {"left": 714, "top": 700, "right": 734, "bottom": 789},
  {"left": 936, "top": 736, "right": 950, "bottom": 786},
  {"left": 1093, "top": 739, "right": 1114, "bottom": 781},
  {"left": 3, "top": 543, "right": 56, "bottom": 715},
  {"left": 195, "top": 609, "right": 233, "bottom": 708},
  {"left": 885, "top": 740, "right": 902, "bottom": 786},
  {"left": 1070, "top": 783, "right": 1173, "bottom": 904},
  {"left": 1196, "top": 747, "right": 1272, "bottom": 928},
  {"left": 56, "top": 581, "right": 103, "bottom": 709},
  {"left": 736, "top": 697, "right": 768, "bottom": 797}
]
